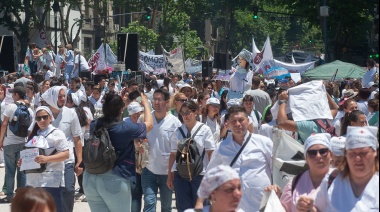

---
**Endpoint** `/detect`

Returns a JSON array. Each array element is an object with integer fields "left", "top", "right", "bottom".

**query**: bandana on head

[
  {"left": 35, "top": 106, "right": 55, "bottom": 122},
  {"left": 227, "top": 98, "right": 241, "bottom": 108},
  {"left": 238, "top": 49, "right": 251, "bottom": 63},
  {"left": 304, "top": 133, "right": 332, "bottom": 157},
  {"left": 197, "top": 165, "right": 240, "bottom": 199},
  {"left": 346, "top": 126, "right": 378, "bottom": 151},
  {"left": 330, "top": 136, "right": 346, "bottom": 156},
  {"left": 71, "top": 90, "right": 87, "bottom": 106},
  {"left": 41, "top": 86, "right": 67, "bottom": 110}
]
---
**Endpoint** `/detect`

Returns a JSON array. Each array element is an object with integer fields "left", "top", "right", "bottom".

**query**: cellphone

[{"left": 128, "top": 90, "right": 141, "bottom": 101}]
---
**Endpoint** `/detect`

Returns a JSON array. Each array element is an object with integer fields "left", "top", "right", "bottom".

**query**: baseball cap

[
  {"left": 8, "top": 86, "right": 26, "bottom": 99},
  {"left": 127, "top": 102, "right": 144, "bottom": 115},
  {"left": 206, "top": 98, "right": 220, "bottom": 106}
]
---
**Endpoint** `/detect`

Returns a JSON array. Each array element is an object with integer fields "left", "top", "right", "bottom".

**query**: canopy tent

[{"left": 303, "top": 60, "right": 366, "bottom": 80}]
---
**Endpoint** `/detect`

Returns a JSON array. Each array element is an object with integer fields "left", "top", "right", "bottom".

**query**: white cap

[
  {"left": 206, "top": 98, "right": 220, "bottom": 105},
  {"left": 127, "top": 102, "right": 144, "bottom": 115},
  {"left": 346, "top": 126, "right": 378, "bottom": 151},
  {"left": 330, "top": 136, "right": 346, "bottom": 156}
]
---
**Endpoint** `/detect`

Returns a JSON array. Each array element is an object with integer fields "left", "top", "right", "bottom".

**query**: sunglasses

[
  {"left": 307, "top": 148, "right": 329, "bottom": 158},
  {"left": 176, "top": 99, "right": 187, "bottom": 103},
  {"left": 180, "top": 110, "right": 194, "bottom": 116},
  {"left": 35, "top": 115, "right": 49, "bottom": 122}
]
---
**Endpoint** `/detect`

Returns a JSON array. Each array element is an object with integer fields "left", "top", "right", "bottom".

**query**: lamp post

[{"left": 52, "top": 1, "right": 60, "bottom": 54}]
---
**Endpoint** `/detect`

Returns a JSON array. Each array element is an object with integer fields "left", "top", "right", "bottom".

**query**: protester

[
  {"left": 197, "top": 92, "right": 211, "bottom": 112},
  {"left": 367, "top": 99, "right": 379, "bottom": 126},
  {"left": 64, "top": 44, "right": 74, "bottom": 83},
  {"left": 362, "top": 59, "right": 377, "bottom": 88},
  {"left": 340, "top": 110, "right": 368, "bottom": 136},
  {"left": 73, "top": 49, "right": 90, "bottom": 78},
  {"left": 170, "top": 92, "right": 187, "bottom": 118},
  {"left": 201, "top": 98, "right": 221, "bottom": 143},
  {"left": 84, "top": 92, "right": 153, "bottom": 212},
  {"left": 11, "top": 187, "right": 57, "bottom": 212},
  {"left": 306, "top": 127, "right": 379, "bottom": 211},
  {"left": 228, "top": 49, "right": 253, "bottom": 100},
  {"left": 184, "top": 165, "right": 243, "bottom": 212},
  {"left": 244, "top": 76, "right": 272, "bottom": 114},
  {"left": 55, "top": 45, "right": 66, "bottom": 78},
  {"left": 33, "top": 80, "right": 50, "bottom": 110},
  {"left": 142, "top": 89, "right": 181, "bottom": 212},
  {"left": 330, "top": 136, "right": 346, "bottom": 168},
  {"left": 168, "top": 101, "right": 215, "bottom": 212},
  {"left": 207, "top": 106, "right": 272, "bottom": 211},
  {"left": 0, "top": 86, "right": 33, "bottom": 203},
  {"left": 265, "top": 133, "right": 333, "bottom": 212},
  {"left": 242, "top": 95, "right": 262, "bottom": 134},
  {"left": 88, "top": 85, "right": 103, "bottom": 109},
  {"left": 334, "top": 98, "right": 358, "bottom": 136},
  {"left": 19, "top": 106, "right": 69, "bottom": 211}
]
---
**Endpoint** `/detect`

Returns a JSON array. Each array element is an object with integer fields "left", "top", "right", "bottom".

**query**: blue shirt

[{"left": 90, "top": 118, "right": 146, "bottom": 179}]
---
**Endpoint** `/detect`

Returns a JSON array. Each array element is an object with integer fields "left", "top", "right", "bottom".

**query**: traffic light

[
  {"left": 145, "top": 7, "right": 152, "bottom": 21},
  {"left": 253, "top": 6, "right": 259, "bottom": 19}
]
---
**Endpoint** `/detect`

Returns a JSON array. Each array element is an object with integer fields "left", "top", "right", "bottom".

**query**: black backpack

[
  {"left": 9, "top": 102, "right": 32, "bottom": 137},
  {"left": 83, "top": 120, "right": 119, "bottom": 174},
  {"left": 176, "top": 124, "right": 205, "bottom": 181}
]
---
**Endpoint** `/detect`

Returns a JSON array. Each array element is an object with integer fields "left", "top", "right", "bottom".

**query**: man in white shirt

[
  {"left": 73, "top": 49, "right": 90, "bottom": 79},
  {"left": 207, "top": 106, "right": 273, "bottom": 212},
  {"left": 141, "top": 89, "right": 181, "bottom": 212},
  {"left": 0, "top": 86, "right": 34, "bottom": 202}
]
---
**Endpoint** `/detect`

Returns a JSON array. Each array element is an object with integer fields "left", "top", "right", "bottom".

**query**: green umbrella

[{"left": 303, "top": 60, "right": 366, "bottom": 80}]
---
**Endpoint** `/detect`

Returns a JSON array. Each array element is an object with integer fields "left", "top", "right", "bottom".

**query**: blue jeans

[
  {"left": 44, "top": 187, "right": 64, "bottom": 212},
  {"left": 131, "top": 173, "right": 143, "bottom": 212},
  {"left": 173, "top": 172, "right": 203, "bottom": 212},
  {"left": 4, "top": 143, "right": 26, "bottom": 199},
  {"left": 141, "top": 168, "right": 172, "bottom": 212},
  {"left": 61, "top": 163, "right": 75, "bottom": 212},
  {"left": 83, "top": 170, "right": 132, "bottom": 212},
  {"left": 65, "top": 65, "right": 74, "bottom": 83}
]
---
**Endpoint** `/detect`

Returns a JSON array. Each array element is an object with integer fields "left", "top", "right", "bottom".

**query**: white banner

[
  {"left": 185, "top": 58, "right": 202, "bottom": 74},
  {"left": 273, "top": 59, "right": 315, "bottom": 75},
  {"left": 87, "top": 43, "right": 117, "bottom": 74},
  {"left": 139, "top": 51, "right": 165, "bottom": 71},
  {"left": 162, "top": 45, "right": 185, "bottom": 75},
  {"left": 272, "top": 128, "right": 307, "bottom": 190}
]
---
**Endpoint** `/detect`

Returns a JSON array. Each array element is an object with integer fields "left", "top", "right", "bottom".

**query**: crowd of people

[{"left": 0, "top": 45, "right": 378, "bottom": 212}]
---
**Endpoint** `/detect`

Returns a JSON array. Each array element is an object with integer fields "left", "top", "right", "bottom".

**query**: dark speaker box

[
  {"left": 213, "top": 53, "right": 221, "bottom": 68},
  {"left": 202, "top": 61, "right": 213, "bottom": 79},
  {"left": 117, "top": 33, "right": 139, "bottom": 71},
  {"left": 0, "top": 35, "right": 17, "bottom": 73}
]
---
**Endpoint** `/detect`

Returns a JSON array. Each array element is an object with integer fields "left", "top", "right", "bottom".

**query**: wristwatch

[{"left": 278, "top": 100, "right": 287, "bottom": 105}]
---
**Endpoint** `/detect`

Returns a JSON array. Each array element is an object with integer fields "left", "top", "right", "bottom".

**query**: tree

[{"left": 120, "top": 21, "right": 159, "bottom": 51}]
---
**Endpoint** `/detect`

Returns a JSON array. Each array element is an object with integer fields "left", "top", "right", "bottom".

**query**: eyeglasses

[
  {"left": 347, "top": 151, "right": 370, "bottom": 159},
  {"left": 176, "top": 99, "right": 187, "bottom": 103},
  {"left": 180, "top": 110, "right": 194, "bottom": 116},
  {"left": 307, "top": 148, "right": 329, "bottom": 158},
  {"left": 35, "top": 115, "right": 49, "bottom": 122},
  {"left": 153, "top": 98, "right": 166, "bottom": 102}
]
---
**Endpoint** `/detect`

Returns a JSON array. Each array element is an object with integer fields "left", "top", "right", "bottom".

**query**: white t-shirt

[
  {"left": 248, "top": 110, "right": 262, "bottom": 134},
  {"left": 258, "top": 120, "right": 276, "bottom": 140},
  {"left": 145, "top": 113, "right": 181, "bottom": 175},
  {"left": 74, "top": 55, "right": 90, "bottom": 71},
  {"left": 199, "top": 115, "right": 221, "bottom": 144},
  {"left": 3, "top": 102, "right": 34, "bottom": 146},
  {"left": 45, "top": 70, "right": 54, "bottom": 80},
  {"left": 170, "top": 122, "right": 216, "bottom": 174},
  {"left": 314, "top": 172, "right": 379, "bottom": 212},
  {"left": 26, "top": 126, "right": 70, "bottom": 188}
]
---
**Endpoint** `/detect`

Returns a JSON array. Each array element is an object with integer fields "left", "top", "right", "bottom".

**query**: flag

[
  {"left": 254, "top": 36, "right": 274, "bottom": 74},
  {"left": 273, "top": 59, "right": 315, "bottom": 75},
  {"left": 88, "top": 43, "right": 118, "bottom": 74},
  {"left": 162, "top": 45, "right": 185, "bottom": 75}
]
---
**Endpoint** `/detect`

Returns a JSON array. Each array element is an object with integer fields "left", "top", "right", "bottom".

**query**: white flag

[
  {"left": 88, "top": 43, "right": 117, "bottom": 74},
  {"left": 253, "top": 36, "right": 274, "bottom": 73}
]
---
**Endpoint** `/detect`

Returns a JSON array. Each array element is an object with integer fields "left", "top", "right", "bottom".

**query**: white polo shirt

[
  {"left": 145, "top": 112, "right": 181, "bottom": 175},
  {"left": 170, "top": 122, "right": 216, "bottom": 174}
]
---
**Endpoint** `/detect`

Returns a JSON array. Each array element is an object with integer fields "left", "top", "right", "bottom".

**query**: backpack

[
  {"left": 313, "top": 119, "right": 336, "bottom": 137},
  {"left": 9, "top": 102, "right": 32, "bottom": 137},
  {"left": 83, "top": 120, "right": 119, "bottom": 174},
  {"left": 291, "top": 169, "right": 339, "bottom": 194},
  {"left": 176, "top": 124, "right": 205, "bottom": 181}
]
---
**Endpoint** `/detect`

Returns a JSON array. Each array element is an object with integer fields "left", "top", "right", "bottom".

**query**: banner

[
  {"left": 162, "top": 45, "right": 185, "bottom": 75},
  {"left": 273, "top": 59, "right": 315, "bottom": 75},
  {"left": 87, "top": 43, "right": 118, "bottom": 74},
  {"left": 272, "top": 128, "right": 307, "bottom": 190},
  {"left": 185, "top": 58, "right": 202, "bottom": 74},
  {"left": 139, "top": 51, "right": 165, "bottom": 71}
]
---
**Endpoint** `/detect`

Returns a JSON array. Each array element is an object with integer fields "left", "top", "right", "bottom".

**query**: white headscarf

[
  {"left": 41, "top": 86, "right": 67, "bottom": 110},
  {"left": 304, "top": 133, "right": 332, "bottom": 157},
  {"left": 197, "top": 165, "right": 240, "bottom": 199},
  {"left": 71, "top": 90, "right": 87, "bottom": 106},
  {"left": 330, "top": 136, "right": 346, "bottom": 156},
  {"left": 346, "top": 126, "right": 378, "bottom": 151},
  {"left": 35, "top": 106, "right": 55, "bottom": 122}
]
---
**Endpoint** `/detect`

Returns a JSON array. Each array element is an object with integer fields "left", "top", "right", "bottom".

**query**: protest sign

[
  {"left": 20, "top": 148, "right": 41, "bottom": 171},
  {"left": 139, "top": 51, "right": 165, "bottom": 71}
]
